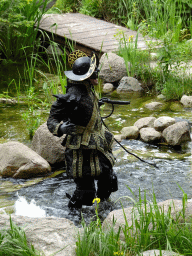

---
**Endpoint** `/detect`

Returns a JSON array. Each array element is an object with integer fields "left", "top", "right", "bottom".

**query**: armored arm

[{"left": 47, "top": 93, "right": 81, "bottom": 137}]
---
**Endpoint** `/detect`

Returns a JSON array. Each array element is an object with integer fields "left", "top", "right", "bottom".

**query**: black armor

[{"left": 47, "top": 52, "right": 118, "bottom": 208}]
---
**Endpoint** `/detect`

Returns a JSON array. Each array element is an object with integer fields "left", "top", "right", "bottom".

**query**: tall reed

[
  {"left": 76, "top": 186, "right": 192, "bottom": 255},
  {"left": 0, "top": 0, "right": 50, "bottom": 61},
  {"left": 0, "top": 217, "right": 41, "bottom": 256}
]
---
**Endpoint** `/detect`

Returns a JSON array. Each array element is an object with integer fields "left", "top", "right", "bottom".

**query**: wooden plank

[{"left": 39, "top": 13, "right": 149, "bottom": 54}]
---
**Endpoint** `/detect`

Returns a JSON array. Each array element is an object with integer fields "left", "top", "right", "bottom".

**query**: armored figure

[{"left": 47, "top": 50, "right": 118, "bottom": 208}]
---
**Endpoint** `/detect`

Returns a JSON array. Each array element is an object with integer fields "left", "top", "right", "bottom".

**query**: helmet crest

[{"left": 65, "top": 50, "right": 97, "bottom": 82}]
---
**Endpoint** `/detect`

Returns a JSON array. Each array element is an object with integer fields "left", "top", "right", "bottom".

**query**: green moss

[
  {"left": 0, "top": 199, "right": 14, "bottom": 208},
  {"left": 170, "top": 102, "right": 184, "bottom": 112},
  {"left": 47, "top": 170, "right": 66, "bottom": 178}
]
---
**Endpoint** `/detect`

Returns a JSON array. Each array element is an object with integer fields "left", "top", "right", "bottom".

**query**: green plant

[
  {"left": 76, "top": 186, "right": 192, "bottom": 256},
  {"left": 80, "top": 0, "right": 103, "bottom": 18},
  {"left": 115, "top": 30, "right": 139, "bottom": 77},
  {"left": 76, "top": 198, "right": 128, "bottom": 256},
  {"left": 55, "top": 0, "right": 80, "bottom": 13},
  {"left": 0, "top": 0, "right": 50, "bottom": 61},
  {"left": 0, "top": 216, "right": 41, "bottom": 256},
  {"left": 21, "top": 86, "right": 42, "bottom": 139}
]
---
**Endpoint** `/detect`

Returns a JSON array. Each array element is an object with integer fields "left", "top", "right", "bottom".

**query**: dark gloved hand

[{"left": 58, "top": 121, "right": 76, "bottom": 135}]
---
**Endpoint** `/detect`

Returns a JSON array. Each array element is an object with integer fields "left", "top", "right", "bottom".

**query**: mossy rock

[
  {"left": 0, "top": 198, "right": 15, "bottom": 208},
  {"left": 0, "top": 206, "right": 15, "bottom": 215},
  {"left": 169, "top": 102, "right": 184, "bottom": 112},
  {"left": 0, "top": 170, "right": 65, "bottom": 194}
]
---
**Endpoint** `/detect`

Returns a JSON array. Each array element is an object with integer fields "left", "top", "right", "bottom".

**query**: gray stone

[
  {"left": 0, "top": 141, "right": 51, "bottom": 178},
  {"left": 154, "top": 116, "right": 176, "bottom": 131},
  {"left": 99, "top": 52, "right": 129, "bottom": 82},
  {"left": 102, "top": 83, "right": 114, "bottom": 93},
  {"left": 103, "top": 199, "right": 192, "bottom": 242},
  {"left": 117, "top": 77, "right": 143, "bottom": 93},
  {"left": 134, "top": 117, "right": 156, "bottom": 130},
  {"left": 0, "top": 214, "right": 78, "bottom": 256},
  {"left": 144, "top": 101, "right": 163, "bottom": 110},
  {"left": 156, "top": 94, "right": 166, "bottom": 100},
  {"left": 139, "top": 250, "right": 183, "bottom": 256},
  {"left": 114, "top": 134, "right": 123, "bottom": 142},
  {"left": 31, "top": 122, "right": 66, "bottom": 165},
  {"left": 0, "top": 98, "right": 17, "bottom": 104},
  {"left": 180, "top": 95, "right": 192, "bottom": 107},
  {"left": 121, "top": 126, "right": 139, "bottom": 139},
  {"left": 162, "top": 121, "right": 191, "bottom": 146},
  {"left": 46, "top": 44, "right": 63, "bottom": 56},
  {"left": 140, "top": 127, "right": 162, "bottom": 143}
]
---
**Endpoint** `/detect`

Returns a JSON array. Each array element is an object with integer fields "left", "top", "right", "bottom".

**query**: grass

[
  {"left": 76, "top": 187, "right": 192, "bottom": 256},
  {"left": 114, "top": 28, "right": 192, "bottom": 99},
  {"left": 0, "top": 216, "right": 41, "bottom": 256},
  {"left": 0, "top": 0, "right": 51, "bottom": 61}
]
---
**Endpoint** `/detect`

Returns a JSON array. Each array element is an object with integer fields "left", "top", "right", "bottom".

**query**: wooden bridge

[{"left": 39, "top": 13, "right": 152, "bottom": 56}]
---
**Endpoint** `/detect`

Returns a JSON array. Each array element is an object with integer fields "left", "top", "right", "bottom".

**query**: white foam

[{"left": 15, "top": 195, "right": 46, "bottom": 218}]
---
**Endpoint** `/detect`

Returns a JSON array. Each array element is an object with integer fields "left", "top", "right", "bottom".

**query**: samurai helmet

[{"left": 64, "top": 50, "right": 99, "bottom": 82}]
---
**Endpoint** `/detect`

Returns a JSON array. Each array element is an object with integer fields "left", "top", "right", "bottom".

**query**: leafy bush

[{"left": 0, "top": 0, "right": 50, "bottom": 61}]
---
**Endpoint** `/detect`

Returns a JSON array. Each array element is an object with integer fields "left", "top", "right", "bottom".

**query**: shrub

[{"left": 0, "top": 0, "right": 50, "bottom": 61}]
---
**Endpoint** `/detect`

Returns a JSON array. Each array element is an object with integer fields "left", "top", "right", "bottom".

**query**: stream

[{"left": 0, "top": 91, "right": 192, "bottom": 226}]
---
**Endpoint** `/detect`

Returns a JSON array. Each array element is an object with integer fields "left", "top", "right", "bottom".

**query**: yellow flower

[
  {"left": 128, "top": 35, "right": 134, "bottom": 42},
  {"left": 114, "top": 252, "right": 124, "bottom": 255},
  {"left": 92, "top": 198, "right": 100, "bottom": 204}
]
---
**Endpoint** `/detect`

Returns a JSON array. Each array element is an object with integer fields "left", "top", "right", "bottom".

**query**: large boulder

[
  {"left": 138, "top": 250, "right": 182, "bottom": 256},
  {"left": 180, "top": 95, "right": 192, "bottom": 107},
  {"left": 117, "top": 77, "right": 143, "bottom": 93},
  {"left": 0, "top": 141, "right": 51, "bottom": 178},
  {"left": 134, "top": 117, "right": 156, "bottom": 130},
  {"left": 31, "top": 122, "right": 66, "bottom": 166},
  {"left": 121, "top": 126, "right": 139, "bottom": 140},
  {"left": 140, "top": 127, "right": 162, "bottom": 143},
  {"left": 0, "top": 214, "right": 78, "bottom": 256},
  {"left": 162, "top": 121, "right": 191, "bottom": 146},
  {"left": 154, "top": 116, "right": 176, "bottom": 131},
  {"left": 99, "top": 52, "right": 129, "bottom": 82},
  {"left": 103, "top": 199, "right": 192, "bottom": 242}
]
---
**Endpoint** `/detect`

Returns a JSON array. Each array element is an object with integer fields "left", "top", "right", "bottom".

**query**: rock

[
  {"left": 169, "top": 102, "right": 184, "bottom": 112},
  {"left": 46, "top": 44, "right": 63, "bottom": 56},
  {"left": 0, "top": 214, "right": 78, "bottom": 256},
  {"left": 144, "top": 101, "right": 163, "bottom": 110},
  {"left": 162, "top": 121, "right": 191, "bottom": 146},
  {"left": 140, "top": 127, "right": 162, "bottom": 143},
  {"left": 180, "top": 95, "right": 192, "bottom": 107},
  {"left": 99, "top": 52, "right": 129, "bottom": 82},
  {"left": 114, "top": 134, "right": 123, "bottom": 142},
  {"left": 121, "top": 126, "right": 139, "bottom": 139},
  {"left": 139, "top": 250, "right": 183, "bottom": 256},
  {"left": 117, "top": 77, "right": 143, "bottom": 93},
  {"left": 0, "top": 141, "right": 51, "bottom": 178},
  {"left": 154, "top": 116, "right": 176, "bottom": 131},
  {"left": 31, "top": 122, "right": 66, "bottom": 166},
  {"left": 102, "top": 83, "right": 114, "bottom": 93},
  {"left": 156, "top": 94, "right": 166, "bottom": 100},
  {"left": 134, "top": 117, "right": 156, "bottom": 130},
  {"left": 103, "top": 199, "right": 192, "bottom": 242},
  {"left": 0, "top": 98, "right": 17, "bottom": 104}
]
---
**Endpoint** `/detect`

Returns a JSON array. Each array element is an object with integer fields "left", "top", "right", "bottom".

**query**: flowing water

[{"left": 0, "top": 70, "right": 192, "bottom": 226}]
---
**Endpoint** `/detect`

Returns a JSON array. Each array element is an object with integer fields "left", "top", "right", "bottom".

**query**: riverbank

[{"left": 1, "top": 196, "right": 192, "bottom": 256}]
